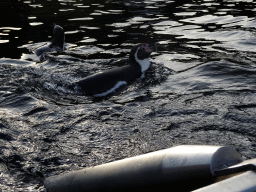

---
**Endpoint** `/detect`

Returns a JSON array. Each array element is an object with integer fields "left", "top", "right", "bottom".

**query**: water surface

[{"left": 0, "top": 0, "right": 256, "bottom": 191}]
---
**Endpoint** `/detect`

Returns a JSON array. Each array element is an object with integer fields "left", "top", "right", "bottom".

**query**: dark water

[{"left": 1, "top": 0, "right": 256, "bottom": 191}]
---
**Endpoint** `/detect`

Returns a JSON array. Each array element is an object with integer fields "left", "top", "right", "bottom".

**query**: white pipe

[{"left": 44, "top": 145, "right": 243, "bottom": 192}]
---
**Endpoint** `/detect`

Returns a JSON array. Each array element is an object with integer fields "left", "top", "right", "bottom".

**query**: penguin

[
  {"left": 70, "top": 43, "right": 158, "bottom": 97},
  {"left": 33, "top": 24, "right": 65, "bottom": 58}
]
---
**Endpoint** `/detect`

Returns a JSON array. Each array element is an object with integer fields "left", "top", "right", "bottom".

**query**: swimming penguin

[
  {"left": 33, "top": 24, "right": 65, "bottom": 58},
  {"left": 70, "top": 43, "right": 158, "bottom": 97}
]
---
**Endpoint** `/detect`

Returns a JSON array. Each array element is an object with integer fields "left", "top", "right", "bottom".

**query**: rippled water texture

[{"left": 1, "top": 0, "right": 256, "bottom": 191}]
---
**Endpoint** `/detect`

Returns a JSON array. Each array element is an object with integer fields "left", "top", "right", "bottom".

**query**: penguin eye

[{"left": 140, "top": 44, "right": 146, "bottom": 51}]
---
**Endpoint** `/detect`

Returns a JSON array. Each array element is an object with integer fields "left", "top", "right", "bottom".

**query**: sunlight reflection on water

[{"left": 1, "top": 0, "right": 256, "bottom": 191}]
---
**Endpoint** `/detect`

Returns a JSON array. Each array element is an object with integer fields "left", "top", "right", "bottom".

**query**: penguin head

[
  {"left": 130, "top": 43, "right": 158, "bottom": 61},
  {"left": 129, "top": 43, "right": 159, "bottom": 73},
  {"left": 50, "top": 24, "right": 65, "bottom": 49}
]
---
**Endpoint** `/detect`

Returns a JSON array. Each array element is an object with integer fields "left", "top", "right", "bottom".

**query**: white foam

[
  {"left": 94, "top": 81, "right": 127, "bottom": 97},
  {"left": 134, "top": 47, "right": 150, "bottom": 73}
]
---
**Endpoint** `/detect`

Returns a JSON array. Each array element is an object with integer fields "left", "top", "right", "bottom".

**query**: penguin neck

[
  {"left": 50, "top": 42, "right": 64, "bottom": 50},
  {"left": 50, "top": 35, "right": 65, "bottom": 49},
  {"left": 130, "top": 47, "right": 150, "bottom": 73}
]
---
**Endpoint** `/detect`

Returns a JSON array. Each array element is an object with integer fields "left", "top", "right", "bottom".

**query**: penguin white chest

[{"left": 134, "top": 47, "right": 150, "bottom": 73}]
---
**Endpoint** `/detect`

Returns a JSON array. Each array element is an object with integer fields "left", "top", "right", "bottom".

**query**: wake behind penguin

[{"left": 32, "top": 24, "right": 159, "bottom": 98}]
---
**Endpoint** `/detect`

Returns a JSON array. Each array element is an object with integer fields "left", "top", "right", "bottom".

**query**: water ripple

[{"left": 1, "top": 0, "right": 256, "bottom": 191}]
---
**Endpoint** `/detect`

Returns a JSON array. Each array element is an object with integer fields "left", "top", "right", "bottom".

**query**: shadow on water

[{"left": 0, "top": 0, "right": 256, "bottom": 191}]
